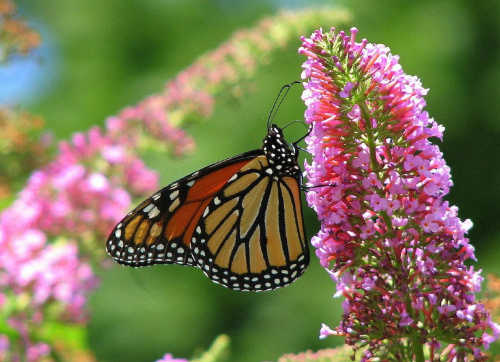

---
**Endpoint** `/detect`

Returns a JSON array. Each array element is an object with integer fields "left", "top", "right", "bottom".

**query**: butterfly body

[{"left": 107, "top": 124, "right": 309, "bottom": 291}]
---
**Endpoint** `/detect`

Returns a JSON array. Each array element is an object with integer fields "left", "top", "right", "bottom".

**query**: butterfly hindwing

[
  {"left": 190, "top": 155, "right": 309, "bottom": 291},
  {"left": 190, "top": 127, "right": 309, "bottom": 291}
]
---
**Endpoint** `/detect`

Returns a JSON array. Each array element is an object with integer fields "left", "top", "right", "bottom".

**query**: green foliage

[{"left": 192, "top": 335, "right": 230, "bottom": 362}]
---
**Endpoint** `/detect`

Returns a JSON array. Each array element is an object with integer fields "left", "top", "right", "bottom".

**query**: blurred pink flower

[
  {"left": 0, "top": 8, "right": 354, "bottom": 360},
  {"left": 156, "top": 353, "right": 189, "bottom": 362}
]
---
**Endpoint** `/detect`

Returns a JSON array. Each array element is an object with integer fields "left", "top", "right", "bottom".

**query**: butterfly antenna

[
  {"left": 282, "top": 119, "right": 311, "bottom": 146},
  {"left": 267, "top": 81, "right": 301, "bottom": 129}
]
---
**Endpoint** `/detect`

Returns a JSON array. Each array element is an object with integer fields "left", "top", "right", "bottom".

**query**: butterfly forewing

[
  {"left": 106, "top": 152, "right": 260, "bottom": 267},
  {"left": 106, "top": 183, "right": 195, "bottom": 267}
]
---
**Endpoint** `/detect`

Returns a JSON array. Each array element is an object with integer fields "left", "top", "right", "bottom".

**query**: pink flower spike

[{"left": 300, "top": 27, "right": 498, "bottom": 360}]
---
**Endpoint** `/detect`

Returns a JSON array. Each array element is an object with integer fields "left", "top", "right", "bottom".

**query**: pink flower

[
  {"left": 365, "top": 194, "right": 387, "bottom": 211},
  {"left": 155, "top": 353, "right": 189, "bottom": 362},
  {"left": 319, "top": 323, "right": 336, "bottom": 339},
  {"left": 399, "top": 312, "right": 413, "bottom": 327},
  {"left": 437, "top": 304, "right": 457, "bottom": 315},
  {"left": 300, "top": 27, "right": 498, "bottom": 360},
  {"left": 362, "top": 172, "right": 382, "bottom": 189}
]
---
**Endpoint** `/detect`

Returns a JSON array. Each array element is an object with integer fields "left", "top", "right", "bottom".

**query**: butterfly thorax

[{"left": 262, "top": 125, "right": 301, "bottom": 179}]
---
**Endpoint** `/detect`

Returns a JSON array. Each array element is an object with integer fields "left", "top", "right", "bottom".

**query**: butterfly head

[{"left": 262, "top": 124, "right": 301, "bottom": 178}]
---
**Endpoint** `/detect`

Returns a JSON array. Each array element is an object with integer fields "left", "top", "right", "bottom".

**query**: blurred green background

[{"left": 6, "top": 0, "right": 500, "bottom": 360}]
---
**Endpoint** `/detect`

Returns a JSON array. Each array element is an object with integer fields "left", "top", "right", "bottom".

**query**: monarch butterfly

[{"left": 106, "top": 87, "right": 309, "bottom": 292}]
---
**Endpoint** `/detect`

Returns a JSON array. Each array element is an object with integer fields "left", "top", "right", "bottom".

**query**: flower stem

[
  {"left": 359, "top": 101, "right": 378, "bottom": 170},
  {"left": 411, "top": 331, "right": 425, "bottom": 362}
]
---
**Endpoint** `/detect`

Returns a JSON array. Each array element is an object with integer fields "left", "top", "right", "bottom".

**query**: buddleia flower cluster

[{"left": 300, "top": 27, "right": 499, "bottom": 361}]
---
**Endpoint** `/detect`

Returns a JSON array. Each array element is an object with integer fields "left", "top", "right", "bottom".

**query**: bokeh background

[{"left": 3, "top": 0, "right": 499, "bottom": 361}]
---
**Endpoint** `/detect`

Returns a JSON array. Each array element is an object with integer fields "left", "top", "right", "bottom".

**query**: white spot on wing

[
  {"left": 169, "top": 190, "right": 179, "bottom": 200},
  {"left": 148, "top": 206, "right": 160, "bottom": 218}
]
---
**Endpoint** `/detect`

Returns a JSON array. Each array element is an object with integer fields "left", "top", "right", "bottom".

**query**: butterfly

[{"left": 106, "top": 87, "right": 309, "bottom": 292}]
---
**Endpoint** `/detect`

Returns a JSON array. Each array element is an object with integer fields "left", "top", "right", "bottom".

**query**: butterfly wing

[
  {"left": 106, "top": 149, "right": 262, "bottom": 267},
  {"left": 190, "top": 154, "right": 309, "bottom": 291},
  {"left": 106, "top": 124, "right": 309, "bottom": 291}
]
